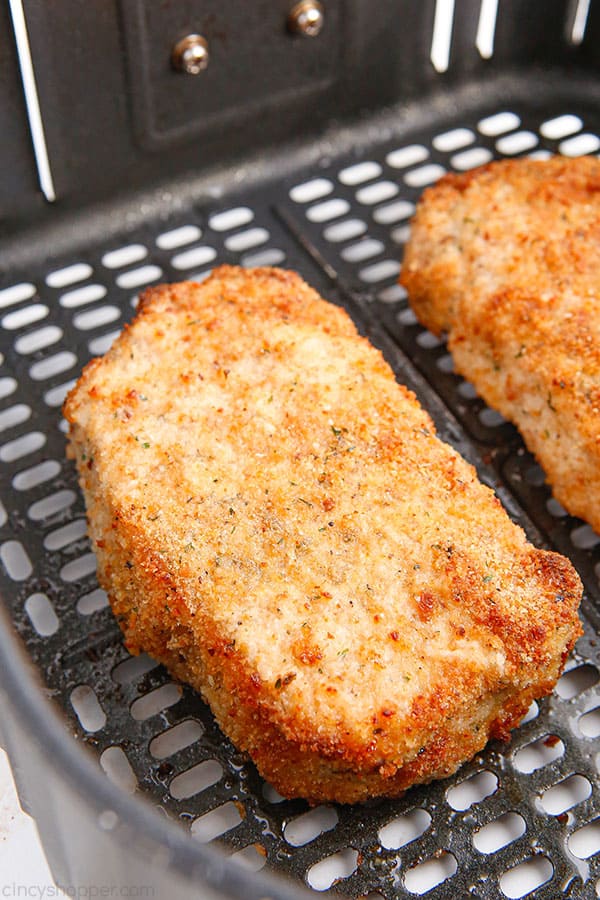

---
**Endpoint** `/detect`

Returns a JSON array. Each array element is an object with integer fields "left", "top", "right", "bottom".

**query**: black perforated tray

[{"left": 0, "top": 89, "right": 599, "bottom": 900}]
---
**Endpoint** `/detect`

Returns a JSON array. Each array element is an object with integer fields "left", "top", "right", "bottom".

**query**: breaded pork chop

[
  {"left": 401, "top": 156, "right": 600, "bottom": 533},
  {"left": 64, "top": 266, "right": 582, "bottom": 804}
]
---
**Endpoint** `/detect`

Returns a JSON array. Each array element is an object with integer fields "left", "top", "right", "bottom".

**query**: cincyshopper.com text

[{"left": 2, "top": 886, "right": 156, "bottom": 899}]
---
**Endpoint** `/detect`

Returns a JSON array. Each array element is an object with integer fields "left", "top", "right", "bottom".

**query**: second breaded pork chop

[
  {"left": 401, "top": 156, "right": 600, "bottom": 533},
  {"left": 65, "top": 266, "right": 582, "bottom": 804}
]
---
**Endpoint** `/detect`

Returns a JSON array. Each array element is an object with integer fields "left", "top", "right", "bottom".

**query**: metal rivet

[
  {"left": 171, "top": 34, "right": 209, "bottom": 75},
  {"left": 287, "top": 0, "right": 324, "bottom": 37}
]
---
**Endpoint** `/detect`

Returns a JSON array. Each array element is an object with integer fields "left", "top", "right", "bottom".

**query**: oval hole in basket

[
  {"left": 451, "top": 147, "right": 493, "bottom": 171},
  {"left": 323, "top": 219, "right": 367, "bottom": 243},
  {"left": 513, "top": 734, "right": 564, "bottom": 773},
  {"left": 100, "top": 746, "right": 137, "bottom": 794},
  {"left": 150, "top": 719, "right": 204, "bottom": 759},
  {"left": 225, "top": 228, "right": 269, "bottom": 253},
  {"left": 2, "top": 304, "right": 48, "bottom": 331},
  {"left": 339, "top": 160, "right": 382, "bottom": 185},
  {"left": 60, "top": 552, "right": 97, "bottom": 583},
  {"left": 0, "top": 541, "right": 32, "bottom": 581},
  {"left": 112, "top": 652, "right": 159, "bottom": 684},
  {"left": 379, "top": 808, "right": 431, "bottom": 850},
  {"left": 0, "top": 499, "right": 8, "bottom": 528},
  {"left": 169, "top": 759, "right": 223, "bottom": 800},
  {"left": 29, "top": 487, "right": 76, "bottom": 523},
  {"left": 70, "top": 684, "right": 106, "bottom": 732},
  {"left": 307, "top": 848, "right": 358, "bottom": 891},
  {"left": 242, "top": 248, "right": 286, "bottom": 268},
  {"left": 289, "top": 178, "right": 333, "bottom": 204},
  {"left": 25, "top": 592, "right": 59, "bottom": 636},
  {"left": 284, "top": 807, "right": 338, "bottom": 847},
  {"left": 457, "top": 380, "right": 478, "bottom": 399},
  {"left": 0, "top": 404, "right": 31, "bottom": 432},
  {"left": 359, "top": 260, "right": 400, "bottom": 284},
  {"left": 306, "top": 198, "right": 350, "bottom": 223},
  {"left": 373, "top": 200, "right": 415, "bottom": 225},
  {"left": 0, "top": 283, "right": 35, "bottom": 308},
  {"left": 541, "top": 774, "right": 592, "bottom": 815},
  {"left": 47, "top": 263, "right": 92, "bottom": 289},
  {"left": 30, "top": 351, "right": 77, "bottom": 381},
  {"left": 191, "top": 802, "right": 242, "bottom": 843},
  {"left": 391, "top": 224, "right": 411, "bottom": 244},
  {"left": 379, "top": 283, "right": 407, "bottom": 304},
  {"left": 540, "top": 114, "right": 582, "bottom": 140},
  {"left": 15, "top": 326, "right": 63, "bottom": 355},
  {"left": 404, "top": 851, "right": 457, "bottom": 895},
  {"left": 44, "top": 519, "right": 87, "bottom": 552},
  {"left": 262, "top": 782, "right": 285, "bottom": 804},
  {"left": 356, "top": 181, "right": 399, "bottom": 205},
  {"left": 570, "top": 525, "right": 600, "bottom": 550},
  {"left": 44, "top": 380, "right": 76, "bottom": 408},
  {"left": 547, "top": 497, "right": 567, "bottom": 517},
  {"left": 182, "top": 269, "right": 212, "bottom": 284},
  {"left": 473, "top": 812, "right": 526, "bottom": 854},
  {"left": 560, "top": 133, "right": 600, "bottom": 157},
  {"left": 0, "top": 431, "right": 46, "bottom": 463},
  {"left": 436, "top": 354, "right": 454, "bottom": 373},
  {"left": 404, "top": 164, "right": 445, "bottom": 187},
  {"left": 210, "top": 207, "right": 254, "bottom": 231},
  {"left": 397, "top": 307, "right": 419, "bottom": 326},
  {"left": 171, "top": 245, "right": 217, "bottom": 270},
  {"left": 341, "top": 239, "right": 384, "bottom": 263},
  {"left": 77, "top": 587, "right": 109, "bottom": 615},
  {"left": 478, "top": 111, "right": 520, "bottom": 136},
  {"left": 521, "top": 700, "right": 539, "bottom": 724},
  {"left": 500, "top": 856, "right": 553, "bottom": 898},
  {"left": 579, "top": 705, "right": 600, "bottom": 738},
  {"left": 524, "top": 463, "right": 545, "bottom": 486},
  {"left": 433, "top": 127, "right": 474, "bottom": 152},
  {"left": 556, "top": 663, "right": 599, "bottom": 699},
  {"left": 416, "top": 329, "right": 443, "bottom": 349},
  {"left": 568, "top": 818, "right": 600, "bottom": 859},
  {"left": 479, "top": 407, "right": 507, "bottom": 427},
  {"left": 73, "top": 306, "right": 120, "bottom": 331},
  {"left": 88, "top": 330, "right": 121, "bottom": 356},
  {"left": 496, "top": 131, "right": 538, "bottom": 155},
  {"left": 60, "top": 284, "right": 107, "bottom": 308},
  {"left": 231, "top": 844, "right": 266, "bottom": 872},
  {"left": 156, "top": 224, "right": 202, "bottom": 250},
  {"left": 102, "top": 244, "right": 147, "bottom": 269},
  {"left": 386, "top": 144, "right": 428, "bottom": 169},
  {"left": 447, "top": 770, "right": 498, "bottom": 810},
  {"left": 13, "top": 459, "right": 60, "bottom": 491},
  {"left": 0, "top": 377, "right": 17, "bottom": 400},
  {"left": 116, "top": 265, "right": 162, "bottom": 289},
  {"left": 130, "top": 683, "right": 182, "bottom": 720}
]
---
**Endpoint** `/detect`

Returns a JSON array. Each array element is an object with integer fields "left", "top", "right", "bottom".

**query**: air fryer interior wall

[{"left": 0, "top": 2, "right": 599, "bottom": 899}]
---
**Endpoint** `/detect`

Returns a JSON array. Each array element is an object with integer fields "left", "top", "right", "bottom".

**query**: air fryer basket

[{"left": 1, "top": 2, "right": 599, "bottom": 899}]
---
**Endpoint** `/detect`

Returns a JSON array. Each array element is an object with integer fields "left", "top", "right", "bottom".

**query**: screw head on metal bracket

[
  {"left": 171, "top": 34, "right": 209, "bottom": 75},
  {"left": 288, "top": 0, "right": 324, "bottom": 37}
]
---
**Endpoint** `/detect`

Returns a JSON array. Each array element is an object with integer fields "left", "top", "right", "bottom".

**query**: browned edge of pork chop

[{"left": 65, "top": 266, "right": 582, "bottom": 803}]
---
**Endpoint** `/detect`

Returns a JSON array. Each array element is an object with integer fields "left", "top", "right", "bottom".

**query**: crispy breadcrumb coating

[
  {"left": 401, "top": 156, "right": 600, "bottom": 533},
  {"left": 65, "top": 266, "right": 582, "bottom": 803}
]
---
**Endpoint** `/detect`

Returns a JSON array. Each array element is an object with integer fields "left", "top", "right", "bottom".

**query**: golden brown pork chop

[
  {"left": 65, "top": 266, "right": 582, "bottom": 804},
  {"left": 401, "top": 156, "right": 600, "bottom": 533}
]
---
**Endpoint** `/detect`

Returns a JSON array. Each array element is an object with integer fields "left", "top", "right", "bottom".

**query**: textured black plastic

[{"left": 1, "top": 4, "right": 600, "bottom": 900}]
